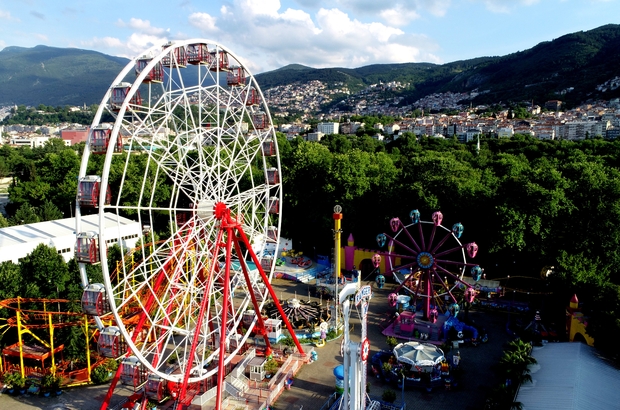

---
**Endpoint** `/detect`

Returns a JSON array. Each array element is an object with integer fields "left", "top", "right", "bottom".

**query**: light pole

[{"left": 333, "top": 205, "right": 343, "bottom": 331}]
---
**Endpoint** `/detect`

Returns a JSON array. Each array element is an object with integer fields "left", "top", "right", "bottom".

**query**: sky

[{"left": 0, "top": 0, "right": 618, "bottom": 74}]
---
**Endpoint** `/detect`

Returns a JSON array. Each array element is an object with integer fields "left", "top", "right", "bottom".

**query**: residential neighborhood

[{"left": 2, "top": 80, "right": 620, "bottom": 148}]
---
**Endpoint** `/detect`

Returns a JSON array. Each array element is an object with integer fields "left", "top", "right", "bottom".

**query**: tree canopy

[{"left": 2, "top": 122, "right": 620, "bottom": 362}]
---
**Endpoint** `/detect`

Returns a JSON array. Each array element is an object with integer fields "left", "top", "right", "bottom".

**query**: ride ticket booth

[
  {"left": 397, "top": 310, "right": 416, "bottom": 335},
  {"left": 247, "top": 356, "right": 267, "bottom": 381}
]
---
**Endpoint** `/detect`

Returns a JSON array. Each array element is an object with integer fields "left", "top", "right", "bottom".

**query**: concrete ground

[
  {"left": 272, "top": 278, "right": 511, "bottom": 410},
  {"left": 0, "top": 278, "right": 512, "bottom": 410},
  {"left": 0, "top": 382, "right": 135, "bottom": 410}
]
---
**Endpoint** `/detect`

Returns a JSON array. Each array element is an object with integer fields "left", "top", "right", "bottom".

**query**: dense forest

[{"left": 1, "top": 130, "right": 620, "bottom": 365}]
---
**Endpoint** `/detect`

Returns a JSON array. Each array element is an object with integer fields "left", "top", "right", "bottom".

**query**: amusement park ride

[
  {"left": 73, "top": 40, "right": 308, "bottom": 409},
  {"left": 375, "top": 210, "right": 484, "bottom": 343}
]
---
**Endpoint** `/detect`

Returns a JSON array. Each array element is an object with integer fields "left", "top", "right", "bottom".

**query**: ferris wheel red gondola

[{"left": 376, "top": 209, "right": 482, "bottom": 320}]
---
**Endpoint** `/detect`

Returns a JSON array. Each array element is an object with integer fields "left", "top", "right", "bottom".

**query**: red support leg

[
  {"left": 234, "top": 222, "right": 305, "bottom": 355},
  {"left": 214, "top": 224, "right": 234, "bottom": 409},
  {"left": 232, "top": 236, "right": 274, "bottom": 356},
  {"left": 178, "top": 227, "right": 224, "bottom": 407}
]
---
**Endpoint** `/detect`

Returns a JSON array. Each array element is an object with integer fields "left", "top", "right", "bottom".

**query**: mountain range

[{"left": 1, "top": 24, "right": 620, "bottom": 109}]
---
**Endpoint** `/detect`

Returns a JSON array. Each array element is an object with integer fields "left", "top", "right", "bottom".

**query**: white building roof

[
  {"left": 517, "top": 342, "right": 620, "bottom": 410},
  {"left": 0, "top": 213, "right": 141, "bottom": 263}
]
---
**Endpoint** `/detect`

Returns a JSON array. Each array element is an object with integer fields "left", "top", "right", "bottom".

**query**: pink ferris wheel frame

[{"left": 376, "top": 210, "right": 481, "bottom": 320}]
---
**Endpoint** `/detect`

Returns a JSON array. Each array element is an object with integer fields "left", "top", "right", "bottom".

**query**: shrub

[
  {"left": 41, "top": 373, "right": 61, "bottom": 390},
  {"left": 382, "top": 362, "right": 393, "bottom": 373},
  {"left": 2, "top": 372, "right": 23, "bottom": 388},
  {"left": 263, "top": 358, "right": 280, "bottom": 375},
  {"left": 103, "top": 358, "right": 119, "bottom": 372},
  {"left": 279, "top": 336, "right": 295, "bottom": 347},
  {"left": 382, "top": 388, "right": 397, "bottom": 403},
  {"left": 91, "top": 364, "right": 110, "bottom": 384},
  {"left": 386, "top": 336, "right": 398, "bottom": 348},
  {"left": 327, "top": 328, "right": 340, "bottom": 340}
]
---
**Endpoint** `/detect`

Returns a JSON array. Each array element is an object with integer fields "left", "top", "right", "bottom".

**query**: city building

[
  {"left": 61, "top": 127, "right": 89, "bottom": 145},
  {"left": 384, "top": 123, "right": 400, "bottom": 135},
  {"left": 10, "top": 136, "right": 51, "bottom": 148},
  {"left": 545, "top": 100, "right": 563, "bottom": 111},
  {"left": 306, "top": 131, "right": 324, "bottom": 142},
  {"left": 497, "top": 126, "right": 514, "bottom": 138},
  {"left": 317, "top": 122, "right": 339, "bottom": 135},
  {"left": 561, "top": 121, "right": 608, "bottom": 140}
]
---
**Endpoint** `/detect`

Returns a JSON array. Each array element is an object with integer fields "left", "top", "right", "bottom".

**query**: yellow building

[{"left": 566, "top": 294, "right": 594, "bottom": 346}]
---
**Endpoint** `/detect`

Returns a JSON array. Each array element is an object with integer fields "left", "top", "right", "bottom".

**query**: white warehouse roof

[
  {"left": 517, "top": 342, "right": 620, "bottom": 410},
  {"left": 0, "top": 213, "right": 142, "bottom": 263}
]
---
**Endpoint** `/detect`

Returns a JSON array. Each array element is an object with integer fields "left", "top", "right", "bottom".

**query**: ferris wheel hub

[
  {"left": 196, "top": 199, "right": 216, "bottom": 221},
  {"left": 288, "top": 298, "right": 302, "bottom": 309},
  {"left": 417, "top": 252, "right": 434, "bottom": 269},
  {"left": 214, "top": 201, "right": 229, "bottom": 220}
]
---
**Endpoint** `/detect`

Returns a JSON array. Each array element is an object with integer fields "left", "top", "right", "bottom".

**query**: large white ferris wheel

[{"left": 75, "top": 39, "right": 303, "bottom": 409}]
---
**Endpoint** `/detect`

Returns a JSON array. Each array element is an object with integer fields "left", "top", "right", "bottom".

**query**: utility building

[{"left": 0, "top": 213, "right": 141, "bottom": 263}]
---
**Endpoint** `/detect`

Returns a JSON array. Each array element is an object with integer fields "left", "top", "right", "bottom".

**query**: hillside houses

[
  {"left": 3, "top": 88, "right": 620, "bottom": 146},
  {"left": 1, "top": 122, "right": 89, "bottom": 147}
]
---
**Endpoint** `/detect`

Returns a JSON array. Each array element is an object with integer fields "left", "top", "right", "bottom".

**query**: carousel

[
  {"left": 372, "top": 341, "right": 453, "bottom": 392},
  {"left": 264, "top": 297, "right": 330, "bottom": 331}
]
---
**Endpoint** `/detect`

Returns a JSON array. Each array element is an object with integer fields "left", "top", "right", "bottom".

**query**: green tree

[
  {"left": 18, "top": 244, "right": 70, "bottom": 299},
  {"left": 585, "top": 283, "right": 620, "bottom": 364},
  {"left": 0, "top": 261, "right": 22, "bottom": 304},
  {"left": 8, "top": 203, "right": 39, "bottom": 225},
  {"left": 37, "top": 200, "right": 63, "bottom": 221}
]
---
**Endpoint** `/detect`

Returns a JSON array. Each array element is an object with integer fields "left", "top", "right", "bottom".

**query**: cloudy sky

[{"left": 0, "top": 0, "right": 617, "bottom": 73}]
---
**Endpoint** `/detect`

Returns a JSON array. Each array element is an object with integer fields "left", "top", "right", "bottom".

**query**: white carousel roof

[{"left": 393, "top": 342, "right": 444, "bottom": 367}]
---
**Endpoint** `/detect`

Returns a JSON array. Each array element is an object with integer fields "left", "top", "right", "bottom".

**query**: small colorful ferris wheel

[{"left": 376, "top": 209, "right": 483, "bottom": 320}]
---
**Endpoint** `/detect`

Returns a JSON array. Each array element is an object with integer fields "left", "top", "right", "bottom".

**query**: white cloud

[
  {"left": 0, "top": 9, "right": 18, "bottom": 20},
  {"left": 240, "top": 0, "right": 283, "bottom": 16},
  {"left": 380, "top": 6, "right": 420, "bottom": 27},
  {"left": 188, "top": 12, "right": 219, "bottom": 33},
  {"left": 187, "top": 1, "right": 441, "bottom": 72},
  {"left": 84, "top": 18, "right": 170, "bottom": 58},
  {"left": 34, "top": 33, "right": 48, "bottom": 42},
  {"left": 334, "top": 0, "right": 451, "bottom": 24},
  {"left": 125, "top": 33, "right": 168, "bottom": 55},
  {"left": 117, "top": 18, "right": 169, "bottom": 36},
  {"left": 82, "top": 37, "right": 126, "bottom": 55},
  {"left": 80, "top": 36, "right": 152, "bottom": 59}
]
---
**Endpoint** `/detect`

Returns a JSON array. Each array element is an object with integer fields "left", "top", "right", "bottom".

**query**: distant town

[{"left": 2, "top": 79, "right": 620, "bottom": 147}]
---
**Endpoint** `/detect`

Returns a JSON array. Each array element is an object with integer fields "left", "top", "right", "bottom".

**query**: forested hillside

[
  {"left": 0, "top": 45, "right": 129, "bottom": 106},
  {"left": 2, "top": 24, "right": 620, "bottom": 108}
]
